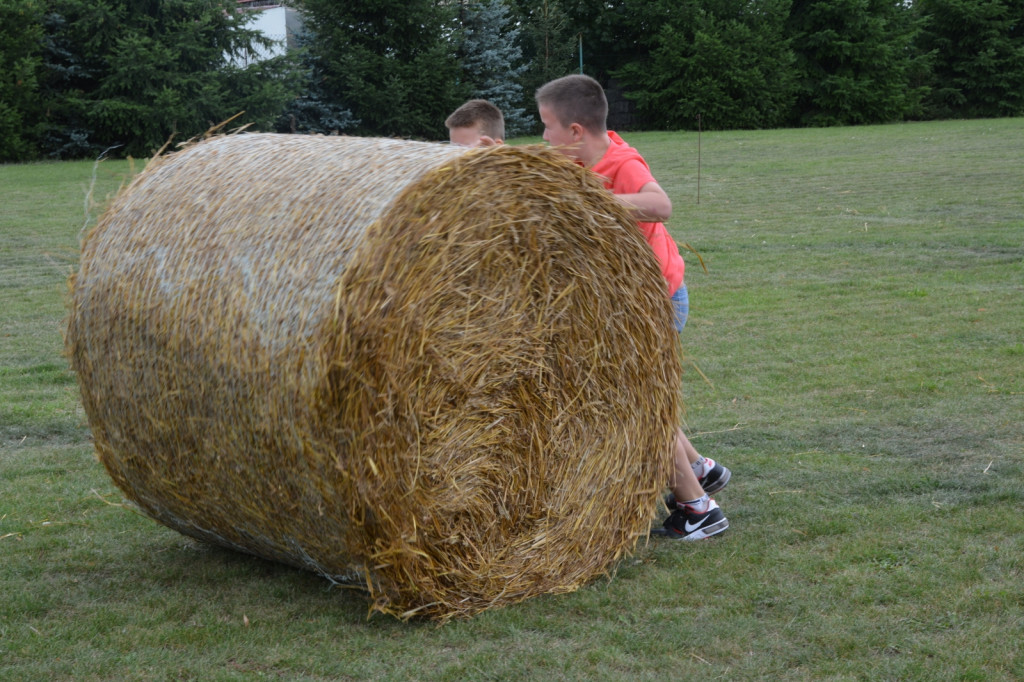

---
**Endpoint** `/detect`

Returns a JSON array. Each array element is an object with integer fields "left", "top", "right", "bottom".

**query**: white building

[{"left": 233, "top": 1, "right": 306, "bottom": 66}]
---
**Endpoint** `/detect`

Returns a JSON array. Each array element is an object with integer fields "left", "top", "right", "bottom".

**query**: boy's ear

[{"left": 570, "top": 122, "right": 585, "bottom": 141}]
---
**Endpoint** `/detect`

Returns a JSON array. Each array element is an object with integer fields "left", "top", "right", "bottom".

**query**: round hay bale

[{"left": 66, "top": 133, "right": 681, "bottom": 621}]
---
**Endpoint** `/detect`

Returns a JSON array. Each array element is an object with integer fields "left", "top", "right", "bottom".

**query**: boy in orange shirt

[{"left": 536, "top": 74, "right": 730, "bottom": 540}]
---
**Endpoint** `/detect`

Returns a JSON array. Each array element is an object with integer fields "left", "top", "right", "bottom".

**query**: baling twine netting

[{"left": 65, "top": 133, "right": 681, "bottom": 621}]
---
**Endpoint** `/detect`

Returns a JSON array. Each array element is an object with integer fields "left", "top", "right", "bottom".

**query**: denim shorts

[{"left": 671, "top": 284, "right": 689, "bottom": 332}]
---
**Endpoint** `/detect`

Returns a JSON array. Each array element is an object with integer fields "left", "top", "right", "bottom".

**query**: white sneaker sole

[{"left": 650, "top": 517, "right": 729, "bottom": 540}]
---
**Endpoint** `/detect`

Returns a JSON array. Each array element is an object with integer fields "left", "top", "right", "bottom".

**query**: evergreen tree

[
  {"left": 274, "top": 35, "right": 359, "bottom": 135},
  {"left": 36, "top": 0, "right": 301, "bottom": 158},
  {"left": 788, "top": 0, "right": 926, "bottom": 126},
  {"left": 0, "top": 0, "right": 46, "bottom": 161},
  {"left": 915, "top": 0, "right": 1024, "bottom": 119},
  {"left": 301, "top": 0, "right": 469, "bottom": 140},
  {"left": 613, "top": 0, "right": 798, "bottom": 130},
  {"left": 562, "top": 0, "right": 640, "bottom": 83},
  {"left": 514, "top": 0, "right": 578, "bottom": 106},
  {"left": 458, "top": 0, "right": 532, "bottom": 136}
]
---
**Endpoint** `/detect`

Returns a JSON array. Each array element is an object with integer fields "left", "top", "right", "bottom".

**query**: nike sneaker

[
  {"left": 652, "top": 499, "right": 728, "bottom": 540},
  {"left": 696, "top": 458, "right": 731, "bottom": 494},
  {"left": 663, "top": 459, "right": 732, "bottom": 509}
]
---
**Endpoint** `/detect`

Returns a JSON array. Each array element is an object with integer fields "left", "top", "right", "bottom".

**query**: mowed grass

[{"left": 2, "top": 119, "right": 1022, "bottom": 681}]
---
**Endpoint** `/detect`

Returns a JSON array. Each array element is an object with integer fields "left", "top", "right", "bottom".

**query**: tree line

[{"left": 1, "top": 0, "right": 1022, "bottom": 162}]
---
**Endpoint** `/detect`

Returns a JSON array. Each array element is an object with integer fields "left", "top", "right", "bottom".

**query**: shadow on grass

[{"left": 75, "top": 530, "right": 417, "bottom": 630}]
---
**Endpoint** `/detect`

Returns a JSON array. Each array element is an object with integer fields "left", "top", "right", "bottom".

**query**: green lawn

[{"left": 2, "top": 119, "right": 1022, "bottom": 680}]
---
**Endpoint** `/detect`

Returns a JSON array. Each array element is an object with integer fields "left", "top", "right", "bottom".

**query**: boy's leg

[
  {"left": 675, "top": 428, "right": 731, "bottom": 494},
  {"left": 653, "top": 429, "right": 729, "bottom": 540},
  {"left": 670, "top": 430, "right": 707, "bottom": 503},
  {"left": 679, "top": 430, "right": 701, "bottom": 464},
  {"left": 657, "top": 285, "right": 729, "bottom": 538}
]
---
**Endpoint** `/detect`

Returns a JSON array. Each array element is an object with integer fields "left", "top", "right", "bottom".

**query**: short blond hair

[
  {"left": 445, "top": 99, "right": 505, "bottom": 141},
  {"left": 535, "top": 75, "right": 608, "bottom": 134}
]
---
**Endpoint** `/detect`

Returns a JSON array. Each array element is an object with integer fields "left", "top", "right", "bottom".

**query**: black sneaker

[
  {"left": 664, "top": 459, "right": 732, "bottom": 509},
  {"left": 698, "top": 459, "right": 731, "bottom": 494},
  {"left": 651, "top": 499, "right": 729, "bottom": 540}
]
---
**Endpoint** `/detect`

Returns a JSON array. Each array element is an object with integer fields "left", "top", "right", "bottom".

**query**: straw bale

[{"left": 65, "top": 133, "right": 682, "bottom": 621}]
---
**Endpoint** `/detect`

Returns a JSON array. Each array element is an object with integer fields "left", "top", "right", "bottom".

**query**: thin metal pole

[
  {"left": 697, "top": 114, "right": 702, "bottom": 205},
  {"left": 579, "top": 34, "right": 583, "bottom": 74}
]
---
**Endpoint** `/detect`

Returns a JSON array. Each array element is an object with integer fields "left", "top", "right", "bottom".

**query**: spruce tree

[
  {"left": 36, "top": 0, "right": 300, "bottom": 158},
  {"left": 0, "top": 0, "right": 45, "bottom": 161},
  {"left": 613, "top": 0, "right": 798, "bottom": 130},
  {"left": 916, "top": 0, "right": 1024, "bottom": 119},
  {"left": 561, "top": 0, "right": 636, "bottom": 82},
  {"left": 459, "top": 0, "right": 533, "bottom": 136},
  {"left": 788, "top": 0, "right": 926, "bottom": 126},
  {"left": 301, "top": 0, "right": 469, "bottom": 140},
  {"left": 274, "top": 35, "right": 359, "bottom": 136},
  {"left": 514, "top": 0, "right": 577, "bottom": 108}
]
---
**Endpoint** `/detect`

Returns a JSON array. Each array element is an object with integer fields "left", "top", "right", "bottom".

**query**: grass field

[{"left": 2, "top": 119, "right": 1022, "bottom": 680}]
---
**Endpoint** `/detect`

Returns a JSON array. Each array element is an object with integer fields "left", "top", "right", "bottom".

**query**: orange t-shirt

[{"left": 590, "top": 131, "right": 685, "bottom": 295}]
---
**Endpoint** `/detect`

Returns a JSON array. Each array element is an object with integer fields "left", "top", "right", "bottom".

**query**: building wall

[{"left": 232, "top": 3, "right": 305, "bottom": 66}]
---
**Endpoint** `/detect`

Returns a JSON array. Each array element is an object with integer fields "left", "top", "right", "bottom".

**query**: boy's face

[
  {"left": 449, "top": 126, "right": 487, "bottom": 147},
  {"left": 539, "top": 104, "right": 580, "bottom": 159}
]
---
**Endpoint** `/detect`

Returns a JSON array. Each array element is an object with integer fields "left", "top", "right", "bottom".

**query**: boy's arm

[{"left": 613, "top": 181, "right": 672, "bottom": 223}]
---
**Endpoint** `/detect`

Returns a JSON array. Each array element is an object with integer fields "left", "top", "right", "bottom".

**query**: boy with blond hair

[
  {"left": 445, "top": 99, "right": 505, "bottom": 147},
  {"left": 535, "top": 74, "right": 730, "bottom": 540}
]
